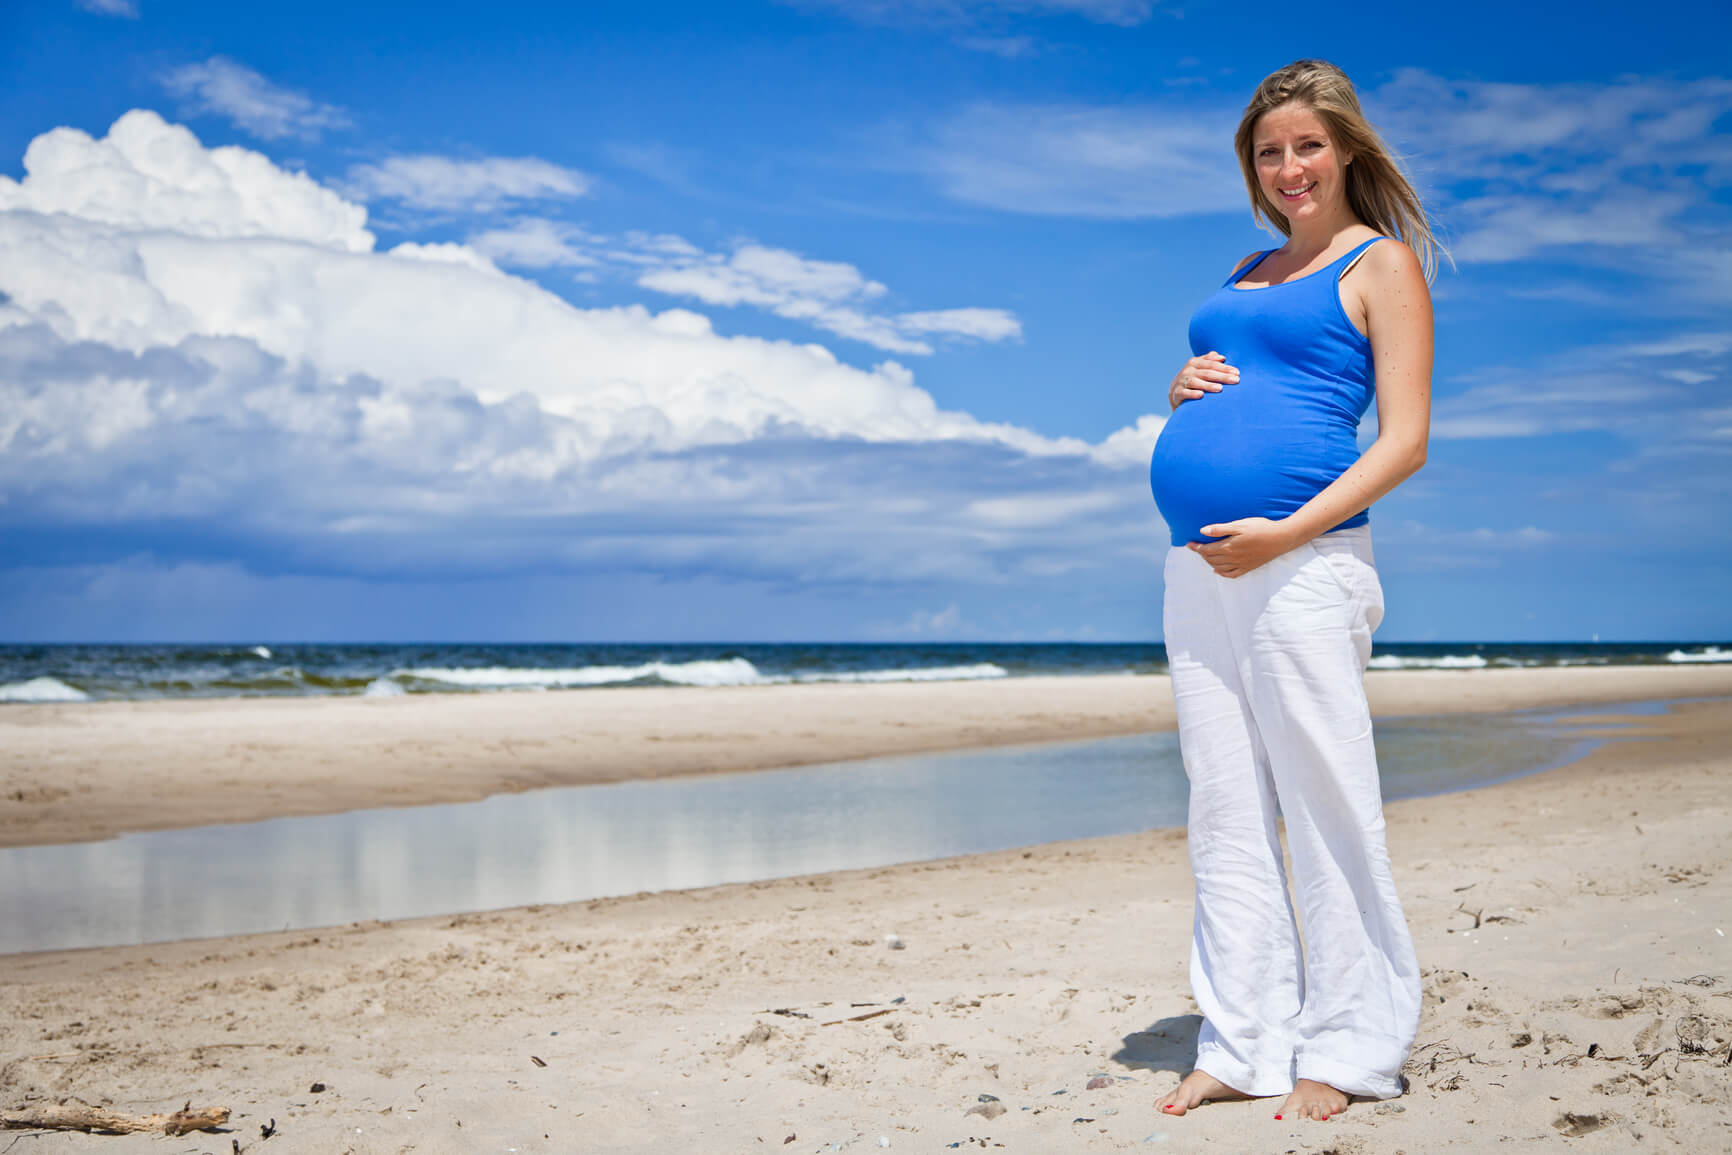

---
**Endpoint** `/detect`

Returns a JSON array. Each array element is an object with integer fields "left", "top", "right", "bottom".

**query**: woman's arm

[
  {"left": 1187, "top": 240, "right": 1433, "bottom": 577},
  {"left": 1277, "top": 239, "right": 1432, "bottom": 541}
]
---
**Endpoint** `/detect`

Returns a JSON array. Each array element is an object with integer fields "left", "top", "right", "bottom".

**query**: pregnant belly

[{"left": 1150, "top": 409, "right": 1356, "bottom": 544}]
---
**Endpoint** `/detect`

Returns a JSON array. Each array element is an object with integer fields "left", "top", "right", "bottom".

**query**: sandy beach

[{"left": 1, "top": 668, "right": 1730, "bottom": 1152}]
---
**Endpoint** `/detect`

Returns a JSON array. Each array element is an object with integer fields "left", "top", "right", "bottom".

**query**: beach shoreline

[
  {"left": 4, "top": 663, "right": 1732, "bottom": 849},
  {"left": 1, "top": 693, "right": 1728, "bottom": 1151}
]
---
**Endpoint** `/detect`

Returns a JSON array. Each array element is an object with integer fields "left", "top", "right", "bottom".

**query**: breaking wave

[
  {"left": 1367, "top": 654, "right": 1489, "bottom": 670},
  {"left": 1666, "top": 646, "right": 1731, "bottom": 664},
  {"left": 394, "top": 659, "right": 1010, "bottom": 690},
  {"left": 0, "top": 676, "right": 90, "bottom": 702}
]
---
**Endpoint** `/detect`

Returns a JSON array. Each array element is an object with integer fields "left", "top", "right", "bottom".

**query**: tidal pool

[{"left": 0, "top": 700, "right": 1667, "bottom": 955}]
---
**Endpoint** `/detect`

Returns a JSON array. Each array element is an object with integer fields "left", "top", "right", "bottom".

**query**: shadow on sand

[{"left": 1111, "top": 1013, "right": 1201, "bottom": 1074}]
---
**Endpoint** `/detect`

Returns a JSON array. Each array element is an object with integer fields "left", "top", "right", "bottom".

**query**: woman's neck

[{"left": 1280, "top": 211, "right": 1364, "bottom": 258}]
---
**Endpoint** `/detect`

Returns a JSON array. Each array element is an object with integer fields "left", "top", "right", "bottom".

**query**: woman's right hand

[{"left": 1169, "top": 351, "right": 1239, "bottom": 409}]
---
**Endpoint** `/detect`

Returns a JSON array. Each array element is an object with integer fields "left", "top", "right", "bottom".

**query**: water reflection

[{"left": 0, "top": 703, "right": 1644, "bottom": 955}]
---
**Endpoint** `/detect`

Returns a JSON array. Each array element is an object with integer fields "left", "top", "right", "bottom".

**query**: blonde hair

[{"left": 1234, "top": 59, "right": 1451, "bottom": 283}]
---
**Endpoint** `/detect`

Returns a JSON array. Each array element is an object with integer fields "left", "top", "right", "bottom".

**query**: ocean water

[{"left": 0, "top": 641, "right": 1727, "bottom": 702}]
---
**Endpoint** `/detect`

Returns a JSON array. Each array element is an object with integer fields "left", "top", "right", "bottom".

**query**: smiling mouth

[{"left": 1279, "top": 182, "right": 1317, "bottom": 200}]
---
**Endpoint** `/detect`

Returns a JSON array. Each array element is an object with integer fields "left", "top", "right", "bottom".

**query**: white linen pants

[{"left": 1161, "top": 525, "right": 1420, "bottom": 1099}]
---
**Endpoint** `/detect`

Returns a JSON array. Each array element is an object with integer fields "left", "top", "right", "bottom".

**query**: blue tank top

[{"left": 1149, "top": 236, "right": 1385, "bottom": 546}]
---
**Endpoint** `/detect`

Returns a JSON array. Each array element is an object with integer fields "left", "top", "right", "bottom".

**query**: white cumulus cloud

[
  {"left": 0, "top": 110, "right": 371, "bottom": 250},
  {"left": 0, "top": 110, "right": 1164, "bottom": 591},
  {"left": 1091, "top": 412, "right": 1167, "bottom": 469}
]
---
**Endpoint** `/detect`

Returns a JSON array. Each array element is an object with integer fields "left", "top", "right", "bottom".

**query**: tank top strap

[
  {"left": 1223, "top": 249, "right": 1275, "bottom": 287},
  {"left": 1335, "top": 235, "right": 1387, "bottom": 274},
  {"left": 1224, "top": 235, "right": 1389, "bottom": 288}
]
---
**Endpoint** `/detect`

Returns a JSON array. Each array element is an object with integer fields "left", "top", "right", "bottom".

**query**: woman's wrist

[{"left": 1276, "top": 517, "right": 1318, "bottom": 552}]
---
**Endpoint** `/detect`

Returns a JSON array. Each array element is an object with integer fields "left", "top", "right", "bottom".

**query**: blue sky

[{"left": 1, "top": 0, "right": 1728, "bottom": 642}]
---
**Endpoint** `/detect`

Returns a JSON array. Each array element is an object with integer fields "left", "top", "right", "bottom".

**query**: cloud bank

[{"left": 0, "top": 111, "right": 1164, "bottom": 594}]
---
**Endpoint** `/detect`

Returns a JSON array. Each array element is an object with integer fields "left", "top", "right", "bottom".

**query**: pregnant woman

[{"left": 1148, "top": 59, "right": 1443, "bottom": 1123}]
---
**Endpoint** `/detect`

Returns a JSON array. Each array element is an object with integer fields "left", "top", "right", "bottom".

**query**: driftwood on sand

[{"left": 0, "top": 1100, "right": 231, "bottom": 1135}]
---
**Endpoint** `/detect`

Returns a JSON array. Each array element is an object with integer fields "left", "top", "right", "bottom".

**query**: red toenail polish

[{"left": 1274, "top": 1114, "right": 1282, "bottom": 1120}]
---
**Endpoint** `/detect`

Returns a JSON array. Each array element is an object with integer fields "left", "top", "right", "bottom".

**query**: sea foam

[
  {"left": 393, "top": 658, "right": 1012, "bottom": 690},
  {"left": 1367, "top": 654, "right": 1489, "bottom": 670},
  {"left": 395, "top": 658, "right": 766, "bottom": 689},
  {"left": 1666, "top": 646, "right": 1730, "bottom": 663},
  {"left": 0, "top": 676, "right": 90, "bottom": 702},
  {"left": 795, "top": 663, "right": 1009, "bottom": 683}
]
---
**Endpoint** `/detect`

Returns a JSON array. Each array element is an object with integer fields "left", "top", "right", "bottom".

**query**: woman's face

[{"left": 1251, "top": 102, "right": 1352, "bottom": 224}]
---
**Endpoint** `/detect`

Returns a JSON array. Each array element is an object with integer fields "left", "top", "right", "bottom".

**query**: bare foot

[
  {"left": 1275, "top": 1078, "right": 1350, "bottom": 1121},
  {"left": 1156, "top": 1070, "right": 1252, "bottom": 1116}
]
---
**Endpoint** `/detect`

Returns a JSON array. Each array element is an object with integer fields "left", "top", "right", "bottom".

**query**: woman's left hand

[{"left": 1186, "top": 517, "right": 1301, "bottom": 578}]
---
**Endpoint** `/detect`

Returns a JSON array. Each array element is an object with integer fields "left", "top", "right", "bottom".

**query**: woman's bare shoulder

[
  {"left": 1361, "top": 236, "right": 1424, "bottom": 283},
  {"left": 1343, "top": 236, "right": 1427, "bottom": 340},
  {"left": 1358, "top": 237, "right": 1433, "bottom": 344}
]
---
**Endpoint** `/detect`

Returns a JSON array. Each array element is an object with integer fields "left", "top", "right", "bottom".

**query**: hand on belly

[{"left": 1185, "top": 516, "right": 1297, "bottom": 578}]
